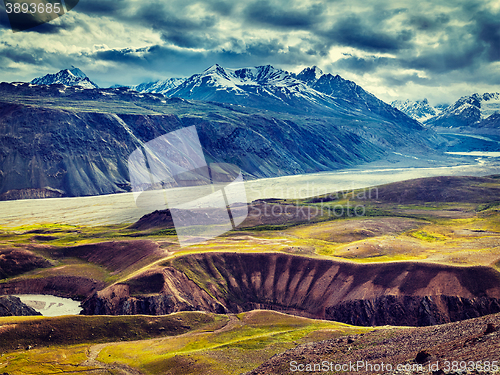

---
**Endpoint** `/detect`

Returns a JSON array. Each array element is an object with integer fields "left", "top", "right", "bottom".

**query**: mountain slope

[
  {"left": 295, "top": 65, "right": 323, "bottom": 85},
  {"left": 0, "top": 83, "right": 389, "bottom": 198},
  {"left": 30, "top": 67, "right": 99, "bottom": 89},
  {"left": 248, "top": 312, "right": 500, "bottom": 375},
  {"left": 130, "top": 78, "right": 184, "bottom": 95},
  {"left": 305, "top": 71, "right": 423, "bottom": 131}
]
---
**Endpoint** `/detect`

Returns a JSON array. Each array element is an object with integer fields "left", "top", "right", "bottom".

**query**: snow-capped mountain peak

[
  {"left": 68, "top": 66, "right": 87, "bottom": 79},
  {"left": 434, "top": 92, "right": 500, "bottom": 121},
  {"left": 31, "top": 67, "right": 98, "bottom": 89},
  {"left": 197, "top": 64, "right": 292, "bottom": 87},
  {"left": 130, "top": 78, "right": 184, "bottom": 95},
  {"left": 129, "top": 63, "right": 420, "bottom": 129},
  {"left": 425, "top": 92, "right": 500, "bottom": 129},
  {"left": 202, "top": 64, "right": 234, "bottom": 80},
  {"left": 296, "top": 66, "right": 324, "bottom": 85},
  {"left": 391, "top": 98, "right": 442, "bottom": 122},
  {"left": 471, "top": 92, "right": 500, "bottom": 119}
]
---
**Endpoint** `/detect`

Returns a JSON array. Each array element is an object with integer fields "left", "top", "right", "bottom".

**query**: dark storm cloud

[
  {"left": 397, "top": 4, "right": 499, "bottom": 74},
  {"left": 0, "top": 45, "right": 79, "bottom": 74},
  {"left": 156, "top": 12, "right": 218, "bottom": 49},
  {"left": 0, "top": 48, "right": 40, "bottom": 65},
  {"left": 90, "top": 39, "right": 314, "bottom": 79},
  {"left": 70, "top": 0, "right": 125, "bottom": 16},
  {"left": 0, "top": 10, "right": 11, "bottom": 30},
  {"left": 78, "top": 0, "right": 222, "bottom": 49},
  {"left": 413, "top": 3, "right": 499, "bottom": 66},
  {"left": 92, "top": 48, "right": 148, "bottom": 65},
  {"left": 473, "top": 10, "right": 500, "bottom": 62},
  {"left": 160, "top": 32, "right": 218, "bottom": 49},
  {"left": 68, "top": 0, "right": 221, "bottom": 45},
  {"left": 2, "top": 0, "right": 500, "bottom": 97},
  {"left": 382, "top": 73, "right": 432, "bottom": 87},
  {"left": 136, "top": 4, "right": 218, "bottom": 32},
  {"left": 401, "top": 45, "right": 484, "bottom": 74},
  {"left": 334, "top": 56, "right": 394, "bottom": 74},
  {"left": 245, "top": 40, "right": 285, "bottom": 57},
  {"left": 206, "top": 0, "right": 235, "bottom": 16},
  {"left": 243, "top": 1, "right": 324, "bottom": 29},
  {"left": 324, "top": 15, "right": 413, "bottom": 52},
  {"left": 407, "top": 13, "right": 450, "bottom": 31}
]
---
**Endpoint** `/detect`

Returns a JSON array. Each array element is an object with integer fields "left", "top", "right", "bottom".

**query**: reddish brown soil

[
  {"left": 54, "top": 240, "right": 165, "bottom": 273},
  {"left": 0, "top": 240, "right": 167, "bottom": 300},
  {"left": 83, "top": 267, "right": 225, "bottom": 315},
  {"left": 0, "top": 276, "right": 104, "bottom": 299}
]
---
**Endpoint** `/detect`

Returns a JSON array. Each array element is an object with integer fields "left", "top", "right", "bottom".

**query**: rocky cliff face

[
  {"left": 326, "top": 295, "right": 500, "bottom": 326},
  {"left": 82, "top": 268, "right": 226, "bottom": 315},
  {"left": 82, "top": 252, "right": 500, "bottom": 326},
  {"left": 0, "top": 295, "right": 41, "bottom": 316}
]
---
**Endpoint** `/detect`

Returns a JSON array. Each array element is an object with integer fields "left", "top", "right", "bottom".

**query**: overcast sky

[{"left": 1, "top": 0, "right": 499, "bottom": 105}]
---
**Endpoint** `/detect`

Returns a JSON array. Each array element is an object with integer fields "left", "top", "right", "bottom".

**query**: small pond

[{"left": 14, "top": 294, "right": 82, "bottom": 316}]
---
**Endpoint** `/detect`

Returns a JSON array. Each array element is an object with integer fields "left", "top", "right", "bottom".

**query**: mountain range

[
  {"left": 392, "top": 94, "right": 500, "bottom": 133},
  {"left": 130, "top": 78, "right": 184, "bottom": 95},
  {"left": 28, "top": 65, "right": 500, "bottom": 133},
  {"left": 390, "top": 98, "right": 444, "bottom": 122},
  {"left": 126, "top": 64, "right": 419, "bottom": 127},
  {"left": 425, "top": 93, "right": 500, "bottom": 132},
  {"left": 0, "top": 64, "right": 441, "bottom": 200},
  {"left": 122, "top": 66, "right": 500, "bottom": 134}
]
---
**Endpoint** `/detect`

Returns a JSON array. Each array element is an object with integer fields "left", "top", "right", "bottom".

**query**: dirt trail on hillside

[
  {"left": 79, "top": 314, "right": 238, "bottom": 374},
  {"left": 80, "top": 343, "right": 143, "bottom": 375}
]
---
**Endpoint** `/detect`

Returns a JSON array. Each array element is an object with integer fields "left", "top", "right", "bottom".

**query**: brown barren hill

[
  {"left": 363, "top": 175, "right": 500, "bottom": 204},
  {"left": 55, "top": 240, "right": 165, "bottom": 273},
  {"left": 129, "top": 200, "right": 323, "bottom": 231},
  {"left": 0, "top": 248, "right": 52, "bottom": 278},
  {"left": 82, "top": 252, "right": 500, "bottom": 326}
]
